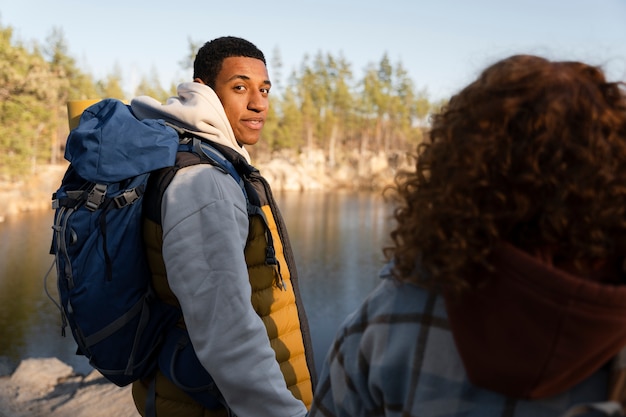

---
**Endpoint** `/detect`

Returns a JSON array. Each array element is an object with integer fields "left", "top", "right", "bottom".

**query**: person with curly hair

[{"left": 309, "top": 54, "right": 626, "bottom": 417}]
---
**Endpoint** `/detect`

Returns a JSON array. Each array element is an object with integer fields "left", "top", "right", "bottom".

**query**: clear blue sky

[{"left": 2, "top": 0, "right": 625, "bottom": 101}]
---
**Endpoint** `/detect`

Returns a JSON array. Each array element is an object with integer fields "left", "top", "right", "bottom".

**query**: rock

[
  {"left": 10, "top": 358, "right": 74, "bottom": 402},
  {"left": 0, "top": 357, "right": 136, "bottom": 417},
  {"left": 0, "top": 165, "right": 67, "bottom": 222}
]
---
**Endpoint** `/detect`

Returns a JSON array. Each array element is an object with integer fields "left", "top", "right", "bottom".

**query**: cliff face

[
  {"left": 0, "top": 148, "right": 409, "bottom": 222},
  {"left": 0, "top": 357, "right": 137, "bottom": 417},
  {"left": 257, "top": 148, "right": 406, "bottom": 192},
  {"left": 0, "top": 165, "right": 68, "bottom": 222}
]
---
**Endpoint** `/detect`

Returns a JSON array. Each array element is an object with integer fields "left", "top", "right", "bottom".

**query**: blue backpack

[{"left": 48, "top": 99, "right": 247, "bottom": 405}]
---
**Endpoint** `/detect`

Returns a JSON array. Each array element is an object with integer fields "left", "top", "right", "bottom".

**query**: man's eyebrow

[{"left": 228, "top": 74, "right": 272, "bottom": 87}]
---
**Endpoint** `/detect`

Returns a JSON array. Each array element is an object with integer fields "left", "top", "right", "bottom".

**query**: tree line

[{"left": 0, "top": 23, "right": 444, "bottom": 180}]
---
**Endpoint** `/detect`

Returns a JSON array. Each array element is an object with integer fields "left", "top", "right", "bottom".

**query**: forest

[{"left": 0, "top": 22, "right": 445, "bottom": 181}]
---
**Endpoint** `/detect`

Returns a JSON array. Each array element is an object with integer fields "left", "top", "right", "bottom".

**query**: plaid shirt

[{"left": 309, "top": 263, "right": 611, "bottom": 417}]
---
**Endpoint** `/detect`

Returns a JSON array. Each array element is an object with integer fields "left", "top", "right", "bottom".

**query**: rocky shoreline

[
  {"left": 0, "top": 165, "right": 68, "bottom": 223},
  {"left": 0, "top": 357, "right": 137, "bottom": 417},
  {"left": 0, "top": 149, "right": 405, "bottom": 222}
]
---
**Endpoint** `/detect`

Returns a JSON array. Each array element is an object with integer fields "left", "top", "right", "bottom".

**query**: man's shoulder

[
  {"left": 163, "top": 163, "right": 247, "bottom": 216},
  {"left": 172, "top": 163, "right": 241, "bottom": 191}
]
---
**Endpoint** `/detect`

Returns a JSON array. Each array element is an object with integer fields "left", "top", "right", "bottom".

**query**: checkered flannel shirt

[{"left": 308, "top": 263, "right": 611, "bottom": 417}]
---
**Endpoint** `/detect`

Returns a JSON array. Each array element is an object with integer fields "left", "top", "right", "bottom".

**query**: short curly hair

[
  {"left": 386, "top": 54, "right": 626, "bottom": 292},
  {"left": 193, "top": 36, "right": 266, "bottom": 88}
]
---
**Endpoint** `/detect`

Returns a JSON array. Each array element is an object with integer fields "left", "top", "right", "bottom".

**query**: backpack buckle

[
  {"left": 86, "top": 184, "right": 107, "bottom": 211},
  {"left": 113, "top": 187, "right": 142, "bottom": 208}
]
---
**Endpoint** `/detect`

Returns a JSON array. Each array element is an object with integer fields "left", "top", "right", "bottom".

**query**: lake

[{"left": 0, "top": 190, "right": 395, "bottom": 375}]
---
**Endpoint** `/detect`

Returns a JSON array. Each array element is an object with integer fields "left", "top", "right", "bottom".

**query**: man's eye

[{"left": 261, "top": 88, "right": 270, "bottom": 95}]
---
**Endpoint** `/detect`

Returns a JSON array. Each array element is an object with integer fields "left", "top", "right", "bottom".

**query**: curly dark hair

[
  {"left": 385, "top": 54, "right": 626, "bottom": 292},
  {"left": 193, "top": 36, "right": 266, "bottom": 88}
]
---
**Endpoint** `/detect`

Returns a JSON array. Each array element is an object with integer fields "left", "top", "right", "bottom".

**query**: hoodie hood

[
  {"left": 130, "top": 82, "right": 251, "bottom": 164},
  {"left": 444, "top": 242, "right": 626, "bottom": 399}
]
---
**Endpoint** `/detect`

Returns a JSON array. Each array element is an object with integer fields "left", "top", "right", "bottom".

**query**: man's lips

[{"left": 242, "top": 119, "right": 265, "bottom": 130}]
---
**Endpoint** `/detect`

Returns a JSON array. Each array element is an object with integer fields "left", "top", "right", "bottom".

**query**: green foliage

[
  {"left": 0, "top": 25, "right": 56, "bottom": 179},
  {"left": 96, "top": 63, "right": 126, "bottom": 100},
  {"left": 134, "top": 67, "right": 170, "bottom": 102},
  {"left": 1, "top": 21, "right": 441, "bottom": 181}
]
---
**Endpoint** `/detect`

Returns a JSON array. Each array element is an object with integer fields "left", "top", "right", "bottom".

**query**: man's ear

[{"left": 194, "top": 78, "right": 205, "bottom": 84}]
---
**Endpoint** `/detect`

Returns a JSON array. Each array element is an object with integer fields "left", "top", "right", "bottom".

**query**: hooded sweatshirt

[
  {"left": 130, "top": 82, "right": 308, "bottom": 417},
  {"left": 131, "top": 82, "right": 251, "bottom": 163},
  {"left": 445, "top": 242, "right": 626, "bottom": 399}
]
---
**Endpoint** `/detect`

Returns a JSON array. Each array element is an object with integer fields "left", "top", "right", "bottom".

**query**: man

[{"left": 130, "top": 36, "right": 315, "bottom": 417}]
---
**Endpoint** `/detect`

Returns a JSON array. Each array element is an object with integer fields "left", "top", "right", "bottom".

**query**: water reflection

[
  {"left": 277, "top": 191, "right": 395, "bottom": 370},
  {"left": 0, "top": 190, "right": 395, "bottom": 375},
  {"left": 0, "top": 209, "right": 81, "bottom": 370}
]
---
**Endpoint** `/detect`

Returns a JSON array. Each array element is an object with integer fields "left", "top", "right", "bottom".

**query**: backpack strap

[
  {"left": 145, "top": 377, "right": 157, "bottom": 417},
  {"left": 193, "top": 139, "right": 246, "bottom": 194},
  {"left": 170, "top": 136, "right": 284, "bottom": 277},
  {"left": 191, "top": 138, "right": 283, "bottom": 283},
  {"left": 145, "top": 131, "right": 257, "bottom": 227}
]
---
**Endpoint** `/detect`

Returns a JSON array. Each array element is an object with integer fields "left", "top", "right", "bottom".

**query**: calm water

[{"left": 0, "top": 190, "right": 394, "bottom": 375}]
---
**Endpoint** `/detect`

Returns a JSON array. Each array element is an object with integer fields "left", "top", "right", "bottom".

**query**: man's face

[{"left": 213, "top": 56, "right": 271, "bottom": 146}]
